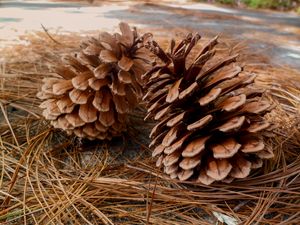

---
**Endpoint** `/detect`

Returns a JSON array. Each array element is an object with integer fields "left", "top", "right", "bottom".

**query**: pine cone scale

[
  {"left": 118, "top": 55, "right": 133, "bottom": 71},
  {"left": 69, "top": 89, "right": 89, "bottom": 104},
  {"left": 71, "top": 71, "right": 92, "bottom": 90},
  {"left": 187, "top": 114, "right": 213, "bottom": 131},
  {"left": 94, "top": 64, "right": 111, "bottom": 79}
]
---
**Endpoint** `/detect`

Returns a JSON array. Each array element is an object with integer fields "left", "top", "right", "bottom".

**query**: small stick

[{"left": 41, "top": 24, "right": 63, "bottom": 45}]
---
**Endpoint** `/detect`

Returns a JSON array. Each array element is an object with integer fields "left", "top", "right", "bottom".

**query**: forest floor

[{"left": 0, "top": 1, "right": 299, "bottom": 224}]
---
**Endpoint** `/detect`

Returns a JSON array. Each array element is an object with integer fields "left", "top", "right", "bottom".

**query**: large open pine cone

[
  {"left": 143, "top": 33, "right": 274, "bottom": 185},
  {"left": 37, "top": 23, "right": 152, "bottom": 140}
]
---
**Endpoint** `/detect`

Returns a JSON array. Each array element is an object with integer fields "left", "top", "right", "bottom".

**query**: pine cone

[
  {"left": 143, "top": 34, "right": 274, "bottom": 185},
  {"left": 37, "top": 22, "right": 152, "bottom": 140}
]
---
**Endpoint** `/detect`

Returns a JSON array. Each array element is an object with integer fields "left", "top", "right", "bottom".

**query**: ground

[{"left": 0, "top": 1, "right": 299, "bottom": 224}]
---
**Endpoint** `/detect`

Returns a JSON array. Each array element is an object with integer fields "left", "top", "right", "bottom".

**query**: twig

[
  {"left": 41, "top": 24, "right": 63, "bottom": 46},
  {"left": 146, "top": 176, "right": 158, "bottom": 225}
]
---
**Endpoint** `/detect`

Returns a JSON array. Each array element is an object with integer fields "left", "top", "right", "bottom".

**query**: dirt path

[{"left": 1, "top": 0, "right": 299, "bottom": 69}]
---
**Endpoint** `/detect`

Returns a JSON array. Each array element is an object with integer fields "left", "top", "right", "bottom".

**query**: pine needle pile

[{"left": 0, "top": 29, "right": 299, "bottom": 224}]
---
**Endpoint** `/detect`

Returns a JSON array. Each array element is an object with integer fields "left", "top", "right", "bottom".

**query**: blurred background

[{"left": 0, "top": 0, "right": 299, "bottom": 69}]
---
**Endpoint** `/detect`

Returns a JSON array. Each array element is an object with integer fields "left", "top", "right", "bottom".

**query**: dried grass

[{"left": 0, "top": 30, "right": 299, "bottom": 224}]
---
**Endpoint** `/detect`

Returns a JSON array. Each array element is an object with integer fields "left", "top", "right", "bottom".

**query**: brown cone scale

[
  {"left": 143, "top": 33, "right": 274, "bottom": 185},
  {"left": 38, "top": 22, "right": 152, "bottom": 140}
]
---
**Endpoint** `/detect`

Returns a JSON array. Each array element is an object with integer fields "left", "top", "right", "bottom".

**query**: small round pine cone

[
  {"left": 37, "top": 22, "right": 152, "bottom": 140},
  {"left": 143, "top": 33, "right": 275, "bottom": 185}
]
